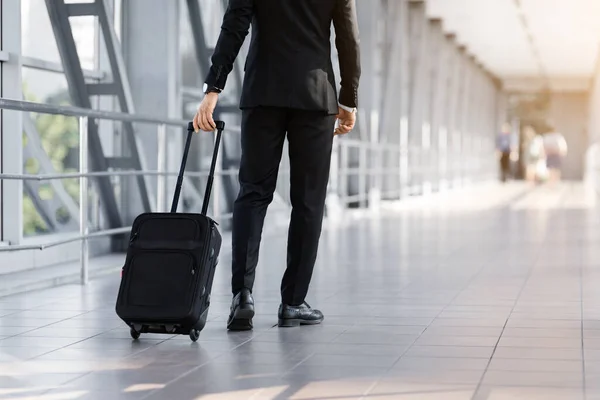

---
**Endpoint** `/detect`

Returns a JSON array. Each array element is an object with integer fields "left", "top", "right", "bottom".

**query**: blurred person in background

[
  {"left": 542, "top": 127, "right": 568, "bottom": 183},
  {"left": 522, "top": 126, "right": 546, "bottom": 184},
  {"left": 497, "top": 124, "right": 513, "bottom": 182}
]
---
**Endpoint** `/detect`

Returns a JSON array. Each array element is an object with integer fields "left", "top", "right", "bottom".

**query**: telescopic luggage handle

[{"left": 170, "top": 121, "right": 225, "bottom": 215}]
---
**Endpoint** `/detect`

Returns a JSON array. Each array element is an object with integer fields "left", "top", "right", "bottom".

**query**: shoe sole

[
  {"left": 277, "top": 318, "right": 324, "bottom": 328},
  {"left": 227, "top": 306, "right": 255, "bottom": 331}
]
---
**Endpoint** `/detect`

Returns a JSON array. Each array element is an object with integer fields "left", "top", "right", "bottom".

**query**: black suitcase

[{"left": 116, "top": 121, "right": 225, "bottom": 342}]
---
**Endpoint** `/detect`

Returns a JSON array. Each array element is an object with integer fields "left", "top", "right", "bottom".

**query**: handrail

[
  {"left": 0, "top": 96, "right": 382, "bottom": 286},
  {"left": 0, "top": 169, "right": 243, "bottom": 181},
  {"left": 0, "top": 98, "right": 189, "bottom": 127},
  {"left": 0, "top": 227, "right": 131, "bottom": 252}
]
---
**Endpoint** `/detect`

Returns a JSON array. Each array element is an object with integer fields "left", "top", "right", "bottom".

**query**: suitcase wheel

[
  {"left": 130, "top": 327, "right": 141, "bottom": 340},
  {"left": 189, "top": 329, "right": 200, "bottom": 342}
]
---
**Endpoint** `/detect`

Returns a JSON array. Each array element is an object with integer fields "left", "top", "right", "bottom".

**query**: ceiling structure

[{"left": 426, "top": 0, "right": 600, "bottom": 92}]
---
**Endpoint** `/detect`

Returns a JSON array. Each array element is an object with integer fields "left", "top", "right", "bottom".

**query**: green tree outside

[{"left": 22, "top": 83, "right": 80, "bottom": 236}]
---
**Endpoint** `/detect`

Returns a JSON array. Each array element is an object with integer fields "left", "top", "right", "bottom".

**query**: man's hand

[
  {"left": 335, "top": 106, "right": 356, "bottom": 135},
  {"left": 193, "top": 92, "right": 219, "bottom": 132}
]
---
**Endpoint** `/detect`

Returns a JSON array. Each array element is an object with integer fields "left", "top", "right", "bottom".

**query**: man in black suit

[{"left": 194, "top": 0, "right": 360, "bottom": 330}]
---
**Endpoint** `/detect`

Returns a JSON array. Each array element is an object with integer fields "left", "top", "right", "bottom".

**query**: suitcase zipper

[{"left": 190, "top": 224, "right": 215, "bottom": 301}]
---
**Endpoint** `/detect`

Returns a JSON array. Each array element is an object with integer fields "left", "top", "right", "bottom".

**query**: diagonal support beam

[
  {"left": 96, "top": 0, "right": 153, "bottom": 213},
  {"left": 44, "top": 0, "right": 124, "bottom": 229}
]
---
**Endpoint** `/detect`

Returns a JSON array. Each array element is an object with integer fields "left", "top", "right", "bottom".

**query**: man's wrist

[
  {"left": 338, "top": 103, "right": 356, "bottom": 113},
  {"left": 203, "top": 83, "right": 222, "bottom": 95}
]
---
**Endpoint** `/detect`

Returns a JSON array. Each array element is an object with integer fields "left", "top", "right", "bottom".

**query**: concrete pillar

[
  {"left": 426, "top": 19, "right": 446, "bottom": 193},
  {"left": 464, "top": 57, "right": 479, "bottom": 183},
  {"left": 351, "top": 0, "right": 382, "bottom": 208},
  {"left": 480, "top": 68, "right": 496, "bottom": 181},
  {"left": 1, "top": 0, "right": 23, "bottom": 244},
  {"left": 122, "top": 0, "right": 181, "bottom": 221},
  {"left": 408, "top": 1, "right": 429, "bottom": 195},
  {"left": 356, "top": 0, "right": 381, "bottom": 143},
  {"left": 450, "top": 45, "right": 466, "bottom": 187},
  {"left": 398, "top": 0, "right": 411, "bottom": 198},
  {"left": 441, "top": 34, "right": 458, "bottom": 190},
  {"left": 477, "top": 64, "right": 490, "bottom": 181},
  {"left": 475, "top": 67, "right": 487, "bottom": 181},
  {"left": 380, "top": 0, "right": 409, "bottom": 200},
  {"left": 456, "top": 48, "right": 472, "bottom": 187},
  {"left": 486, "top": 78, "right": 499, "bottom": 179},
  {"left": 494, "top": 85, "right": 508, "bottom": 180}
]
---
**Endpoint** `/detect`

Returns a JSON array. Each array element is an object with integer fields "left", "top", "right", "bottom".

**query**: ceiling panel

[
  {"left": 425, "top": 0, "right": 600, "bottom": 82},
  {"left": 520, "top": 0, "right": 600, "bottom": 77}
]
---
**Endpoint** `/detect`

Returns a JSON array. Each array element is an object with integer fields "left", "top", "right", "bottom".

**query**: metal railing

[
  {"left": 0, "top": 98, "right": 389, "bottom": 286},
  {"left": 0, "top": 98, "right": 204, "bottom": 284},
  {"left": 0, "top": 98, "right": 494, "bottom": 286}
]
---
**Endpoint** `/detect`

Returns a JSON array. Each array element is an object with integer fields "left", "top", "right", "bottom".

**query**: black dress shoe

[
  {"left": 278, "top": 302, "right": 324, "bottom": 327},
  {"left": 227, "top": 288, "right": 255, "bottom": 331}
]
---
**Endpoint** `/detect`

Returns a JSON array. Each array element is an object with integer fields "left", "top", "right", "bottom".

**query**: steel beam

[
  {"left": 21, "top": 56, "right": 105, "bottom": 80},
  {"left": 121, "top": 0, "right": 183, "bottom": 219},
  {"left": 186, "top": 0, "right": 243, "bottom": 216},
  {"left": 96, "top": 0, "right": 153, "bottom": 214},
  {"left": 44, "top": 0, "right": 124, "bottom": 230}
]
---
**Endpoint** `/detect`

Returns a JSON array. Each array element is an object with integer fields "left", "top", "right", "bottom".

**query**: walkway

[{"left": 0, "top": 183, "right": 599, "bottom": 400}]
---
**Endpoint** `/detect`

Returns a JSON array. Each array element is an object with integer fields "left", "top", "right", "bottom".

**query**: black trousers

[{"left": 231, "top": 107, "right": 336, "bottom": 305}]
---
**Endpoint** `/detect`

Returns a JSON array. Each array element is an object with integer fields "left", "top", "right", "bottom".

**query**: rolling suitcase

[{"left": 116, "top": 121, "right": 225, "bottom": 342}]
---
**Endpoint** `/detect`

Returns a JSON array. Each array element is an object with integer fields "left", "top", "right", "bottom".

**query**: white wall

[
  {"left": 547, "top": 92, "right": 589, "bottom": 180},
  {"left": 588, "top": 57, "right": 600, "bottom": 147},
  {"left": 585, "top": 54, "right": 600, "bottom": 182}
]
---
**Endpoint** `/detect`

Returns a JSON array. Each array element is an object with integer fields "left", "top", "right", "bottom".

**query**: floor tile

[
  {"left": 492, "top": 347, "right": 582, "bottom": 360},
  {"left": 392, "top": 356, "right": 489, "bottom": 371},
  {"left": 481, "top": 370, "right": 583, "bottom": 388},
  {"left": 497, "top": 337, "right": 582, "bottom": 349},
  {"left": 367, "top": 381, "right": 477, "bottom": 400},
  {"left": 487, "top": 358, "right": 583, "bottom": 372},
  {"left": 403, "top": 345, "right": 494, "bottom": 359},
  {"left": 0, "top": 183, "right": 596, "bottom": 398},
  {"left": 413, "top": 335, "right": 499, "bottom": 347},
  {"left": 473, "top": 386, "right": 584, "bottom": 400}
]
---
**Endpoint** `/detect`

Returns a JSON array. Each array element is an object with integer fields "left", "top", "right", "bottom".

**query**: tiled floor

[{"left": 1, "top": 182, "right": 599, "bottom": 399}]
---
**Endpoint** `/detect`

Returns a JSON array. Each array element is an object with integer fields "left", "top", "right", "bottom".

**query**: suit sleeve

[
  {"left": 333, "top": 0, "right": 361, "bottom": 108},
  {"left": 204, "top": 0, "right": 253, "bottom": 90}
]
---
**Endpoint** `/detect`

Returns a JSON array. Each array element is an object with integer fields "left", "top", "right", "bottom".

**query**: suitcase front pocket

[
  {"left": 126, "top": 251, "right": 196, "bottom": 312},
  {"left": 135, "top": 216, "right": 202, "bottom": 242}
]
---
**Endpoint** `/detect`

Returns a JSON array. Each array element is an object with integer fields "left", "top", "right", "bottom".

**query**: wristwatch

[{"left": 203, "top": 83, "right": 222, "bottom": 94}]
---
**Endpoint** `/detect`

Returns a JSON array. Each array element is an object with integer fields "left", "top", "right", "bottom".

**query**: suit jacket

[{"left": 204, "top": 0, "right": 361, "bottom": 114}]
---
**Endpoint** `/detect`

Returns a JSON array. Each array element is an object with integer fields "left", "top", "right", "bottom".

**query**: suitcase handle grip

[{"left": 171, "top": 121, "right": 225, "bottom": 214}]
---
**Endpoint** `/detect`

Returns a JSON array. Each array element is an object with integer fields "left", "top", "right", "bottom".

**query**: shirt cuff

[{"left": 338, "top": 103, "right": 356, "bottom": 113}]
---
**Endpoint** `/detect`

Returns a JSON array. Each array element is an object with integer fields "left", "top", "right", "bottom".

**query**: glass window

[
  {"left": 21, "top": 68, "right": 80, "bottom": 237},
  {"left": 22, "top": 0, "right": 99, "bottom": 71},
  {"left": 70, "top": 16, "right": 98, "bottom": 71},
  {"left": 21, "top": 0, "right": 62, "bottom": 64}
]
